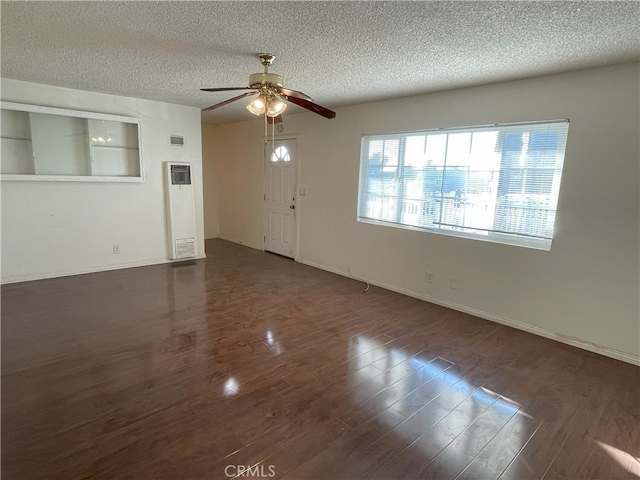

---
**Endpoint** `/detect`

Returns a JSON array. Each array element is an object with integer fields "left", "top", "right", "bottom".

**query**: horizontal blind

[
  {"left": 360, "top": 135, "right": 403, "bottom": 224},
  {"left": 358, "top": 120, "right": 569, "bottom": 249}
]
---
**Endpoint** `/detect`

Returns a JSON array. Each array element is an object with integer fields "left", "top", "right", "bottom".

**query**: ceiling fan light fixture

[
  {"left": 267, "top": 98, "right": 287, "bottom": 117},
  {"left": 246, "top": 95, "right": 267, "bottom": 115}
]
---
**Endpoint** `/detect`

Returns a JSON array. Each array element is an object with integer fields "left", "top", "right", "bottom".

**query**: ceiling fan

[{"left": 201, "top": 53, "right": 336, "bottom": 123}]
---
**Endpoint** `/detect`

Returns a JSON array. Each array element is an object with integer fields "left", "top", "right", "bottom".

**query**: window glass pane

[
  {"left": 362, "top": 138, "right": 401, "bottom": 223},
  {"left": 405, "top": 135, "right": 426, "bottom": 168},
  {"left": 425, "top": 134, "right": 447, "bottom": 166},
  {"left": 446, "top": 132, "right": 471, "bottom": 167},
  {"left": 271, "top": 146, "right": 290, "bottom": 162},
  {"left": 469, "top": 131, "right": 500, "bottom": 170}
]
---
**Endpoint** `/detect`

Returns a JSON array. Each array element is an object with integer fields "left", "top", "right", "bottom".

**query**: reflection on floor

[{"left": 2, "top": 239, "right": 639, "bottom": 479}]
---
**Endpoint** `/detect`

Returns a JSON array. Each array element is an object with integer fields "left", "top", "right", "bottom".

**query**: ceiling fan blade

[
  {"left": 275, "top": 86, "right": 336, "bottom": 119},
  {"left": 200, "top": 87, "right": 252, "bottom": 92},
  {"left": 267, "top": 115, "right": 283, "bottom": 125},
  {"left": 275, "top": 86, "right": 313, "bottom": 101},
  {"left": 284, "top": 96, "right": 336, "bottom": 119},
  {"left": 202, "top": 91, "right": 256, "bottom": 112}
]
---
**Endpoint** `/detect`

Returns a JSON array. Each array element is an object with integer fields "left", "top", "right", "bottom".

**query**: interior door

[{"left": 264, "top": 138, "right": 297, "bottom": 258}]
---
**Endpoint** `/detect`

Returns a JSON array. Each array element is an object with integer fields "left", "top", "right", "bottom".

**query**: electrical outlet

[
  {"left": 113, "top": 244, "right": 120, "bottom": 254},
  {"left": 450, "top": 278, "right": 459, "bottom": 290},
  {"left": 425, "top": 271, "right": 434, "bottom": 283}
]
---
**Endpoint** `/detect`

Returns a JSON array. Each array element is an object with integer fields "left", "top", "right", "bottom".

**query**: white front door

[{"left": 264, "top": 138, "right": 297, "bottom": 258}]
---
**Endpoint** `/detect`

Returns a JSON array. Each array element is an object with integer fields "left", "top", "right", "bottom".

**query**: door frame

[{"left": 263, "top": 135, "right": 300, "bottom": 259}]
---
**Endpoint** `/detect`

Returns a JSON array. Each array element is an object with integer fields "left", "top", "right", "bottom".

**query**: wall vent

[
  {"left": 175, "top": 238, "right": 196, "bottom": 259},
  {"left": 170, "top": 135, "right": 184, "bottom": 146}
]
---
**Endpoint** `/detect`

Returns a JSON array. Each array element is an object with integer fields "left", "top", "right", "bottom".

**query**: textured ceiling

[{"left": 1, "top": 1, "right": 639, "bottom": 125}]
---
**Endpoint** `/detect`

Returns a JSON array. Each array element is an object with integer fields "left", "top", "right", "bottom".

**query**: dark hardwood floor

[{"left": 2, "top": 239, "right": 639, "bottom": 479}]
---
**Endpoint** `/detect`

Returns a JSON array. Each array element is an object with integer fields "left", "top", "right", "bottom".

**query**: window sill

[{"left": 357, "top": 216, "right": 552, "bottom": 251}]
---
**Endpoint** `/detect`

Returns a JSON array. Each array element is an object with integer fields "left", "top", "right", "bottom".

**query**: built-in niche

[{"left": 0, "top": 101, "right": 143, "bottom": 182}]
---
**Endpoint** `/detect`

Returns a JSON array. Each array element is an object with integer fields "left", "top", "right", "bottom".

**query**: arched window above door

[{"left": 270, "top": 146, "right": 290, "bottom": 163}]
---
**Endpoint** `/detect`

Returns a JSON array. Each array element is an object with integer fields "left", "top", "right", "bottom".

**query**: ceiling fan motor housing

[{"left": 249, "top": 72, "right": 284, "bottom": 88}]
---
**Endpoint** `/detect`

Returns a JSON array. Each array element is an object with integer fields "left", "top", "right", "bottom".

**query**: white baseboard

[
  {"left": 1, "top": 254, "right": 207, "bottom": 285},
  {"left": 216, "top": 235, "right": 263, "bottom": 252},
  {"left": 297, "top": 258, "right": 640, "bottom": 366}
]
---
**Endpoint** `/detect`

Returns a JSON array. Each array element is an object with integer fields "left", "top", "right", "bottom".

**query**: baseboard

[
  {"left": 297, "top": 258, "right": 640, "bottom": 366},
  {"left": 216, "top": 235, "right": 264, "bottom": 252},
  {"left": 1, "top": 254, "right": 207, "bottom": 285}
]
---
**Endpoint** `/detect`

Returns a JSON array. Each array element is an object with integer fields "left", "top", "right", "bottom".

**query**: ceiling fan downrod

[{"left": 257, "top": 53, "right": 275, "bottom": 71}]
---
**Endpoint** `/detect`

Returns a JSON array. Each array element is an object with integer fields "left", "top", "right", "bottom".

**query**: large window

[{"left": 357, "top": 120, "right": 569, "bottom": 250}]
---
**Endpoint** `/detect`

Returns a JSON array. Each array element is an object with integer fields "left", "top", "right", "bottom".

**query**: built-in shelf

[{"left": 1, "top": 101, "right": 144, "bottom": 182}]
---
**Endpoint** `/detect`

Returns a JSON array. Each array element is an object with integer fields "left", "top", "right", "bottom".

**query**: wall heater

[{"left": 165, "top": 162, "right": 197, "bottom": 259}]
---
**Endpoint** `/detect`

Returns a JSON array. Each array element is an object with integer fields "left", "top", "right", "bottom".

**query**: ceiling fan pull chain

[{"left": 264, "top": 110, "right": 268, "bottom": 145}]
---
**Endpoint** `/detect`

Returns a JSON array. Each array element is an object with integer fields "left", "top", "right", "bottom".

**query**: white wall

[
  {"left": 1, "top": 78, "right": 205, "bottom": 283},
  {"left": 203, "top": 120, "right": 264, "bottom": 248},
  {"left": 204, "top": 63, "right": 640, "bottom": 364}
]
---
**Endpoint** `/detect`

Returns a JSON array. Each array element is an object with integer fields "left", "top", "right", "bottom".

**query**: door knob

[{"left": 290, "top": 205, "right": 295, "bottom": 209}]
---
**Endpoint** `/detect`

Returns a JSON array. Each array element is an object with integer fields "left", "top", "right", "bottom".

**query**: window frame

[{"left": 357, "top": 120, "right": 569, "bottom": 251}]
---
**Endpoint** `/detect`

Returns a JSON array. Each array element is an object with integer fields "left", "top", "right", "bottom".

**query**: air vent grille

[
  {"left": 175, "top": 238, "right": 196, "bottom": 259},
  {"left": 170, "top": 135, "right": 184, "bottom": 146}
]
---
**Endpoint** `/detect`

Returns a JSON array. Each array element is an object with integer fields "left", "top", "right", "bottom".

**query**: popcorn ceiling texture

[{"left": 1, "top": 1, "right": 638, "bottom": 124}]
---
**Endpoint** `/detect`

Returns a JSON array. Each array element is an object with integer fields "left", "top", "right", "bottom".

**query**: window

[
  {"left": 357, "top": 120, "right": 569, "bottom": 250},
  {"left": 271, "top": 146, "right": 290, "bottom": 163}
]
